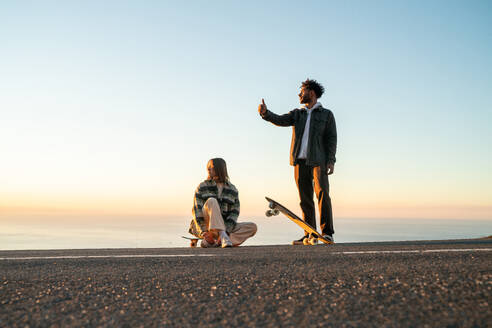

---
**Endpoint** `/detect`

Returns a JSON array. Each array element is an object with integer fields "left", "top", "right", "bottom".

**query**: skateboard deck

[
  {"left": 182, "top": 236, "right": 202, "bottom": 248},
  {"left": 265, "top": 196, "right": 333, "bottom": 245}
]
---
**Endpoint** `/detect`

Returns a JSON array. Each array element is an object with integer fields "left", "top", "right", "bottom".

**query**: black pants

[{"left": 294, "top": 160, "right": 334, "bottom": 236}]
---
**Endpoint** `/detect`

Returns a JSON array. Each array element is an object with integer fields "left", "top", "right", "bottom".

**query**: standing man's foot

[
  {"left": 322, "top": 234, "right": 334, "bottom": 244},
  {"left": 292, "top": 235, "right": 309, "bottom": 245}
]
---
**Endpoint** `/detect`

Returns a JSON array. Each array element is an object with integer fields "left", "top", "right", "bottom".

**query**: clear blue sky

[{"left": 1, "top": 0, "right": 491, "bottom": 219}]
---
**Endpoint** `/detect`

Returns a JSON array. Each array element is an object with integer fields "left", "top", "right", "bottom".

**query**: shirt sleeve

[
  {"left": 324, "top": 111, "right": 337, "bottom": 164},
  {"left": 192, "top": 184, "right": 208, "bottom": 235},
  {"left": 261, "top": 109, "right": 297, "bottom": 127}
]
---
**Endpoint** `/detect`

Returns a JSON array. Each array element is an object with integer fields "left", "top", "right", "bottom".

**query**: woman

[{"left": 189, "top": 158, "right": 257, "bottom": 248}]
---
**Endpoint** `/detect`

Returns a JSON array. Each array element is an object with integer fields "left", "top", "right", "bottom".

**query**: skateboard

[
  {"left": 182, "top": 236, "right": 202, "bottom": 248},
  {"left": 265, "top": 196, "right": 333, "bottom": 245}
]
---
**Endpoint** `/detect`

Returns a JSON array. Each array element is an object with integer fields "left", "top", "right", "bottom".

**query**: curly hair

[{"left": 301, "top": 79, "right": 325, "bottom": 98}]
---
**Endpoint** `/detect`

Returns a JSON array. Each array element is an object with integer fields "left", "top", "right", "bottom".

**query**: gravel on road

[{"left": 1, "top": 240, "right": 491, "bottom": 327}]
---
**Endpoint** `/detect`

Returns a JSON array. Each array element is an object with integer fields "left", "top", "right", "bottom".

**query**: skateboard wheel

[
  {"left": 190, "top": 240, "right": 198, "bottom": 247},
  {"left": 265, "top": 210, "right": 272, "bottom": 217},
  {"left": 273, "top": 209, "right": 279, "bottom": 216}
]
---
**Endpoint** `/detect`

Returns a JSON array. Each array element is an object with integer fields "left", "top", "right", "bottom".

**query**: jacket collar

[
  {"left": 301, "top": 102, "right": 322, "bottom": 112},
  {"left": 205, "top": 179, "right": 231, "bottom": 187}
]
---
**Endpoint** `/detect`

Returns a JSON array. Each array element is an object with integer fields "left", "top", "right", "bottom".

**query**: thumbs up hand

[{"left": 258, "top": 98, "right": 267, "bottom": 115}]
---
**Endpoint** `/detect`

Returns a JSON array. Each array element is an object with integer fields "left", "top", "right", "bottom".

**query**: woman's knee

[
  {"left": 205, "top": 197, "right": 218, "bottom": 204},
  {"left": 204, "top": 197, "right": 219, "bottom": 208},
  {"left": 247, "top": 222, "right": 258, "bottom": 235}
]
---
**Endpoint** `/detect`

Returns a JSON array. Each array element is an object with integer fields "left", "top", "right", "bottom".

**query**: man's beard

[{"left": 300, "top": 95, "right": 311, "bottom": 104}]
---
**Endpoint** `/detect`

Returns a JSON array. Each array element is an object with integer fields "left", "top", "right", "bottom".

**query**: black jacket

[{"left": 261, "top": 105, "right": 337, "bottom": 166}]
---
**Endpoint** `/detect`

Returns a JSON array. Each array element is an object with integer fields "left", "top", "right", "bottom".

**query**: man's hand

[
  {"left": 327, "top": 163, "right": 335, "bottom": 175},
  {"left": 258, "top": 98, "right": 267, "bottom": 115}
]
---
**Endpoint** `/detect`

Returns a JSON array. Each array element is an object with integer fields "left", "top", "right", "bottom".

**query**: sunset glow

[{"left": 1, "top": 1, "right": 491, "bottom": 225}]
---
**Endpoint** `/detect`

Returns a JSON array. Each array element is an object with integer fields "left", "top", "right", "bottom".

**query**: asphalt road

[{"left": 1, "top": 239, "right": 491, "bottom": 327}]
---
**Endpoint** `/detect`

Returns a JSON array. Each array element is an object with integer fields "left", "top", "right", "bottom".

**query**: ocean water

[{"left": 1, "top": 215, "right": 491, "bottom": 250}]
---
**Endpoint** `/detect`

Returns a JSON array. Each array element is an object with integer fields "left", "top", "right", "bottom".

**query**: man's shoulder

[
  {"left": 318, "top": 105, "right": 333, "bottom": 112},
  {"left": 316, "top": 106, "right": 335, "bottom": 118}
]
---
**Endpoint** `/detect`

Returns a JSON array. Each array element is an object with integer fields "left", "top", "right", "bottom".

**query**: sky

[{"left": 1, "top": 0, "right": 491, "bottom": 221}]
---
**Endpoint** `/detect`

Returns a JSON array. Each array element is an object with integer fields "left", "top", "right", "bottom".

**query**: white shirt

[
  {"left": 297, "top": 102, "right": 322, "bottom": 159},
  {"left": 217, "top": 183, "right": 224, "bottom": 198}
]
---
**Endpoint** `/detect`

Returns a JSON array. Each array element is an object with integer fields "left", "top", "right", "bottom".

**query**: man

[{"left": 258, "top": 79, "right": 337, "bottom": 245}]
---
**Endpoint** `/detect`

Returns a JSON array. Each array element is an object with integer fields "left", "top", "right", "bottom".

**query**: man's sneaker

[
  {"left": 292, "top": 235, "right": 308, "bottom": 245},
  {"left": 221, "top": 234, "right": 233, "bottom": 248},
  {"left": 322, "top": 234, "right": 334, "bottom": 244},
  {"left": 303, "top": 234, "right": 318, "bottom": 245}
]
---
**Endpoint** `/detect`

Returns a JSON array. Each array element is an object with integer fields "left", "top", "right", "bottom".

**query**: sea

[{"left": 1, "top": 215, "right": 491, "bottom": 250}]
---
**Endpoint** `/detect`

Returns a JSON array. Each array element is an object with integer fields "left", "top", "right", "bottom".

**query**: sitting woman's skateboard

[
  {"left": 182, "top": 236, "right": 201, "bottom": 248},
  {"left": 265, "top": 196, "right": 333, "bottom": 245}
]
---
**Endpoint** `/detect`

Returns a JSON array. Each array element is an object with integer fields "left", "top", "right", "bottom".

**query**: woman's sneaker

[
  {"left": 200, "top": 232, "right": 218, "bottom": 248},
  {"left": 221, "top": 234, "right": 233, "bottom": 248},
  {"left": 200, "top": 239, "right": 218, "bottom": 248}
]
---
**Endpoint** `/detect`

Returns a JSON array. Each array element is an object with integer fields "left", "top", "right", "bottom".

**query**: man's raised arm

[{"left": 258, "top": 98, "right": 296, "bottom": 127}]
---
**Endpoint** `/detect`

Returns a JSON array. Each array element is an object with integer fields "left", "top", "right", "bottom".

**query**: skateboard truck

[{"left": 265, "top": 202, "right": 280, "bottom": 217}]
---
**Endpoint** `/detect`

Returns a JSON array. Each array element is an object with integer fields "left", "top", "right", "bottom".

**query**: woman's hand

[{"left": 202, "top": 231, "right": 217, "bottom": 245}]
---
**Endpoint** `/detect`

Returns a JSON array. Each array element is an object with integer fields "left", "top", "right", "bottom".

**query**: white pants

[{"left": 203, "top": 198, "right": 257, "bottom": 246}]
